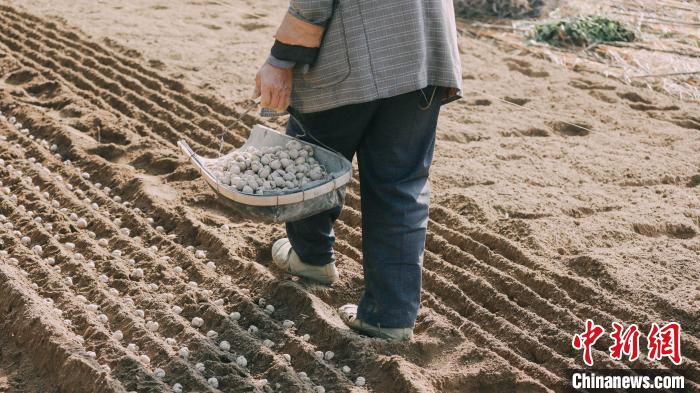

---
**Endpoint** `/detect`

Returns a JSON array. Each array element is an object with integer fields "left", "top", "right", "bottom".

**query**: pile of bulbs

[{"left": 208, "top": 141, "right": 328, "bottom": 195}]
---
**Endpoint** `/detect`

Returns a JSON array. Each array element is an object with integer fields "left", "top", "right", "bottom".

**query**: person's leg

[
  {"left": 355, "top": 86, "right": 442, "bottom": 328},
  {"left": 283, "top": 103, "right": 377, "bottom": 266}
]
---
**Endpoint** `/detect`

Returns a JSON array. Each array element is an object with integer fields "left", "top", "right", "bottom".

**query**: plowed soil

[{"left": 0, "top": 2, "right": 698, "bottom": 393}]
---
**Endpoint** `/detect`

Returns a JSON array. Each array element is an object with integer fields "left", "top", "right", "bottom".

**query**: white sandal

[
  {"left": 338, "top": 304, "right": 413, "bottom": 341},
  {"left": 272, "top": 238, "right": 339, "bottom": 285}
]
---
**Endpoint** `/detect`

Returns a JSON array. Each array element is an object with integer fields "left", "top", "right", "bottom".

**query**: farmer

[{"left": 253, "top": 0, "right": 462, "bottom": 341}]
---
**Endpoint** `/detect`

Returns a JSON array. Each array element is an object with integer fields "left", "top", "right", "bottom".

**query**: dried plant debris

[{"left": 532, "top": 16, "right": 635, "bottom": 47}]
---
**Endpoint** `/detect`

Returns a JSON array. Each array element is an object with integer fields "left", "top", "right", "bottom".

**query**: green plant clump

[{"left": 532, "top": 16, "right": 635, "bottom": 47}]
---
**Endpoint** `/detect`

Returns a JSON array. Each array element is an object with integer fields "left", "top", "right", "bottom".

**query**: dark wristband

[{"left": 271, "top": 40, "right": 319, "bottom": 66}]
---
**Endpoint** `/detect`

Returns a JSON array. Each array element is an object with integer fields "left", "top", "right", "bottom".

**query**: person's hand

[{"left": 253, "top": 62, "right": 293, "bottom": 112}]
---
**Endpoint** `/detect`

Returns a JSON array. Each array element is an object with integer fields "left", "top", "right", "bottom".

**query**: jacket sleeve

[
  {"left": 271, "top": 0, "right": 335, "bottom": 65},
  {"left": 288, "top": 0, "right": 335, "bottom": 27}
]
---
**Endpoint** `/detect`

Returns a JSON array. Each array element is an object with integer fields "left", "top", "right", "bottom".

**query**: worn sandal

[
  {"left": 272, "top": 238, "right": 339, "bottom": 285},
  {"left": 338, "top": 304, "right": 413, "bottom": 341}
]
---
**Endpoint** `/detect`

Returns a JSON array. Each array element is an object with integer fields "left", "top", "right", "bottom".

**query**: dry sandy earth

[{"left": 0, "top": 0, "right": 698, "bottom": 392}]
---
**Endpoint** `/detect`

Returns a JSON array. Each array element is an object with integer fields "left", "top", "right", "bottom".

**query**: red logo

[
  {"left": 572, "top": 321, "right": 682, "bottom": 366},
  {"left": 647, "top": 322, "right": 682, "bottom": 365},
  {"left": 572, "top": 319, "right": 605, "bottom": 366},
  {"left": 609, "top": 322, "right": 641, "bottom": 361}
]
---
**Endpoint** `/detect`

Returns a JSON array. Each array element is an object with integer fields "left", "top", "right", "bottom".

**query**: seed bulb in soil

[
  {"left": 99, "top": 274, "right": 109, "bottom": 283},
  {"left": 127, "top": 343, "right": 138, "bottom": 352},
  {"left": 206, "top": 330, "right": 218, "bottom": 339},
  {"left": 131, "top": 268, "right": 144, "bottom": 279},
  {"left": 247, "top": 325, "right": 258, "bottom": 334},
  {"left": 206, "top": 261, "right": 216, "bottom": 270},
  {"left": 194, "top": 250, "right": 206, "bottom": 259},
  {"left": 87, "top": 304, "right": 99, "bottom": 312},
  {"left": 172, "top": 383, "right": 183, "bottom": 393},
  {"left": 112, "top": 330, "right": 123, "bottom": 341},
  {"left": 31, "top": 245, "right": 43, "bottom": 255},
  {"left": 314, "top": 351, "right": 324, "bottom": 360},
  {"left": 136, "top": 309, "right": 145, "bottom": 318},
  {"left": 97, "top": 314, "right": 109, "bottom": 323},
  {"left": 172, "top": 305, "right": 183, "bottom": 315},
  {"left": 64, "top": 242, "right": 75, "bottom": 250},
  {"left": 324, "top": 351, "right": 334, "bottom": 360},
  {"left": 165, "top": 338, "right": 177, "bottom": 346},
  {"left": 195, "top": 362, "right": 205, "bottom": 372},
  {"left": 264, "top": 305, "right": 274, "bottom": 314},
  {"left": 219, "top": 340, "right": 230, "bottom": 351},
  {"left": 140, "top": 354, "right": 150, "bottom": 364},
  {"left": 355, "top": 377, "right": 366, "bottom": 386},
  {"left": 342, "top": 365, "right": 351, "bottom": 373},
  {"left": 302, "top": 334, "right": 310, "bottom": 341},
  {"left": 154, "top": 368, "right": 165, "bottom": 379},
  {"left": 146, "top": 321, "right": 159, "bottom": 332},
  {"left": 191, "top": 317, "right": 204, "bottom": 328},
  {"left": 263, "top": 339, "right": 274, "bottom": 348},
  {"left": 173, "top": 266, "right": 183, "bottom": 273},
  {"left": 236, "top": 355, "right": 247, "bottom": 368},
  {"left": 208, "top": 377, "right": 219, "bottom": 388},
  {"left": 178, "top": 347, "right": 189, "bottom": 359},
  {"left": 77, "top": 218, "right": 88, "bottom": 228},
  {"left": 229, "top": 311, "right": 241, "bottom": 321},
  {"left": 315, "top": 386, "right": 325, "bottom": 393},
  {"left": 213, "top": 298, "right": 224, "bottom": 306},
  {"left": 86, "top": 351, "right": 97, "bottom": 359}
]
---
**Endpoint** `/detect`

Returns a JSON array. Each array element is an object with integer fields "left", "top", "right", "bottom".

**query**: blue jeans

[{"left": 286, "top": 86, "right": 443, "bottom": 328}]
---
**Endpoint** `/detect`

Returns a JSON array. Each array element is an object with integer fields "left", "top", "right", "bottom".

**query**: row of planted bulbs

[{"left": 0, "top": 111, "right": 367, "bottom": 391}]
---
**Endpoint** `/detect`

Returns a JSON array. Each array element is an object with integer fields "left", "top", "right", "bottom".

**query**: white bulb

[
  {"left": 194, "top": 250, "right": 206, "bottom": 259},
  {"left": 154, "top": 368, "right": 165, "bottom": 379},
  {"left": 195, "top": 362, "right": 205, "bottom": 372},
  {"left": 207, "top": 330, "right": 218, "bottom": 339},
  {"left": 342, "top": 365, "right": 351, "bottom": 373},
  {"left": 112, "top": 330, "right": 123, "bottom": 341},
  {"left": 282, "top": 320, "right": 294, "bottom": 329},
  {"left": 236, "top": 355, "right": 247, "bottom": 368},
  {"left": 230, "top": 311, "right": 241, "bottom": 321},
  {"left": 172, "top": 305, "right": 183, "bottom": 315},
  {"left": 247, "top": 325, "right": 258, "bottom": 334},
  {"left": 314, "top": 351, "right": 324, "bottom": 360},
  {"left": 179, "top": 347, "right": 189, "bottom": 359},
  {"left": 191, "top": 317, "right": 204, "bottom": 328},
  {"left": 355, "top": 377, "right": 366, "bottom": 386},
  {"left": 172, "top": 383, "right": 183, "bottom": 393},
  {"left": 219, "top": 340, "right": 230, "bottom": 351},
  {"left": 131, "top": 268, "right": 144, "bottom": 279},
  {"left": 146, "top": 321, "right": 159, "bottom": 332},
  {"left": 208, "top": 377, "right": 218, "bottom": 388}
]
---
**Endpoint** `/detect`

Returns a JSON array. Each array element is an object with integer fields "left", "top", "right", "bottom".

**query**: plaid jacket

[{"left": 287, "top": 0, "right": 462, "bottom": 113}]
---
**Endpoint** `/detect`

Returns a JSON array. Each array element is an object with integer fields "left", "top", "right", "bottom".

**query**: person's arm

[
  {"left": 272, "top": 0, "right": 334, "bottom": 66},
  {"left": 253, "top": 1, "right": 334, "bottom": 111}
]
